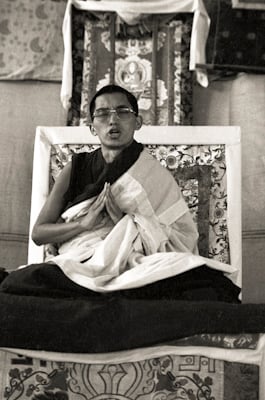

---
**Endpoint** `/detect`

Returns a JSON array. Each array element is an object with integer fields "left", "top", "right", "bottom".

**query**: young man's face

[{"left": 91, "top": 92, "right": 142, "bottom": 152}]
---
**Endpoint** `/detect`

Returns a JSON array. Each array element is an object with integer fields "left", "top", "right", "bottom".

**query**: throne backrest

[{"left": 28, "top": 126, "right": 242, "bottom": 286}]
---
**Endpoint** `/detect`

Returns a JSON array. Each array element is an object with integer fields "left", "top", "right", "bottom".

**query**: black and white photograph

[{"left": 0, "top": 0, "right": 265, "bottom": 399}]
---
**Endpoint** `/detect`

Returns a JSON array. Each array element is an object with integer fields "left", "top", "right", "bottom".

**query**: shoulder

[
  {"left": 53, "top": 161, "right": 72, "bottom": 188},
  {"left": 72, "top": 150, "right": 98, "bottom": 162},
  {"left": 71, "top": 148, "right": 101, "bottom": 169},
  {"left": 140, "top": 149, "right": 173, "bottom": 176},
  {"left": 130, "top": 148, "right": 179, "bottom": 188}
]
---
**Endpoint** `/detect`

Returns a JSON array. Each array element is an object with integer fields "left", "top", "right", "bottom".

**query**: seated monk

[{"left": 0, "top": 85, "right": 240, "bottom": 302}]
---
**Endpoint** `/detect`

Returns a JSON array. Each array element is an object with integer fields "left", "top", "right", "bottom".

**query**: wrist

[{"left": 76, "top": 220, "right": 87, "bottom": 233}]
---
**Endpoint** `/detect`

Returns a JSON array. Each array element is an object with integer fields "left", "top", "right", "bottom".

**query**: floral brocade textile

[
  {"left": 1, "top": 350, "right": 259, "bottom": 400},
  {"left": 49, "top": 143, "right": 229, "bottom": 264},
  {"left": 68, "top": 9, "right": 193, "bottom": 126}
]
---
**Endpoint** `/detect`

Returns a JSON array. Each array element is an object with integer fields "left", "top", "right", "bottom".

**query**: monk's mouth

[{"left": 108, "top": 130, "right": 120, "bottom": 137}]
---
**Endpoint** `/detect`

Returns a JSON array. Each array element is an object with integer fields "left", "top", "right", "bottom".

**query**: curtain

[
  {"left": 206, "top": 0, "right": 265, "bottom": 73},
  {"left": 0, "top": 0, "right": 66, "bottom": 80}
]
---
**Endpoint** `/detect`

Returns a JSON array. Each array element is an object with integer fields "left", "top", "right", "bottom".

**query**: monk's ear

[
  {"left": 135, "top": 115, "right": 143, "bottom": 131},
  {"left": 90, "top": 125, "right": 97, "bottom": 136}
]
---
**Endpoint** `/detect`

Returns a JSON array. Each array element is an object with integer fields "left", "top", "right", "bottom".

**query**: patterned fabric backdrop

[
  {"left": 0, "top": 0, "right": 66, "bottom": 80},
  {"left": 205, "top": 0, "right": 265, "bottom": 71},
  {"left": 68, "top": 8, "right": 194, "bottom": 126}
]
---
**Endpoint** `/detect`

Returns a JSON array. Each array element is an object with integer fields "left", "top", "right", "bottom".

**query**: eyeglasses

[{"left": 92, "top": 107, "right": 136, "bottom": 121}]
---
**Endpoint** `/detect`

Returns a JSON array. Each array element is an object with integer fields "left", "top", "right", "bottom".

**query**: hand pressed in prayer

[{"left": 104, "top": 182, "right": 124, "bottom": 224}]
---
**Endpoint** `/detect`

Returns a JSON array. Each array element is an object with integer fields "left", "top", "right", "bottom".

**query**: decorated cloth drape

[
  {"left": 62, "top": 0, "right": 210, "bottom": 126},
  {"left": 68, "top": 11, "right": 193, "bottom": 126},
  {"left": 206, "top": 0, "right": 265, "bottom": 73},
  {"left": 0, "top": 347, "right": 260, "bottom": 400},
  {"left": 0, "top": 0, "right": 67, "bottom": 80}
]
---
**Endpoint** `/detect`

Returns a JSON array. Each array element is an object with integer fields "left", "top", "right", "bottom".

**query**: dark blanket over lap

[
  {"left": 0, "top": 263, "right": 240, "bottom": 302},
  {"left": 1, "top": 263, "right": 265, "bottom": 353}
]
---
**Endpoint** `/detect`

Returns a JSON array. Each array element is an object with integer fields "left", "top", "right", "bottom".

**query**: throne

[{"left": 28, "top": 125, "right": 242, "bottom": 287}]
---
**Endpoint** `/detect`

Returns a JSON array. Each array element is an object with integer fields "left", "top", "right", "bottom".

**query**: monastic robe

[{"left": 46, "top": 141, "right": 237, "bottom": 292}]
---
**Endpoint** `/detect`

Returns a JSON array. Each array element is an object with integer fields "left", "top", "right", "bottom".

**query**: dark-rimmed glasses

[{"left": 92, "top": 107, "right": 136, "bottom": 122}]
